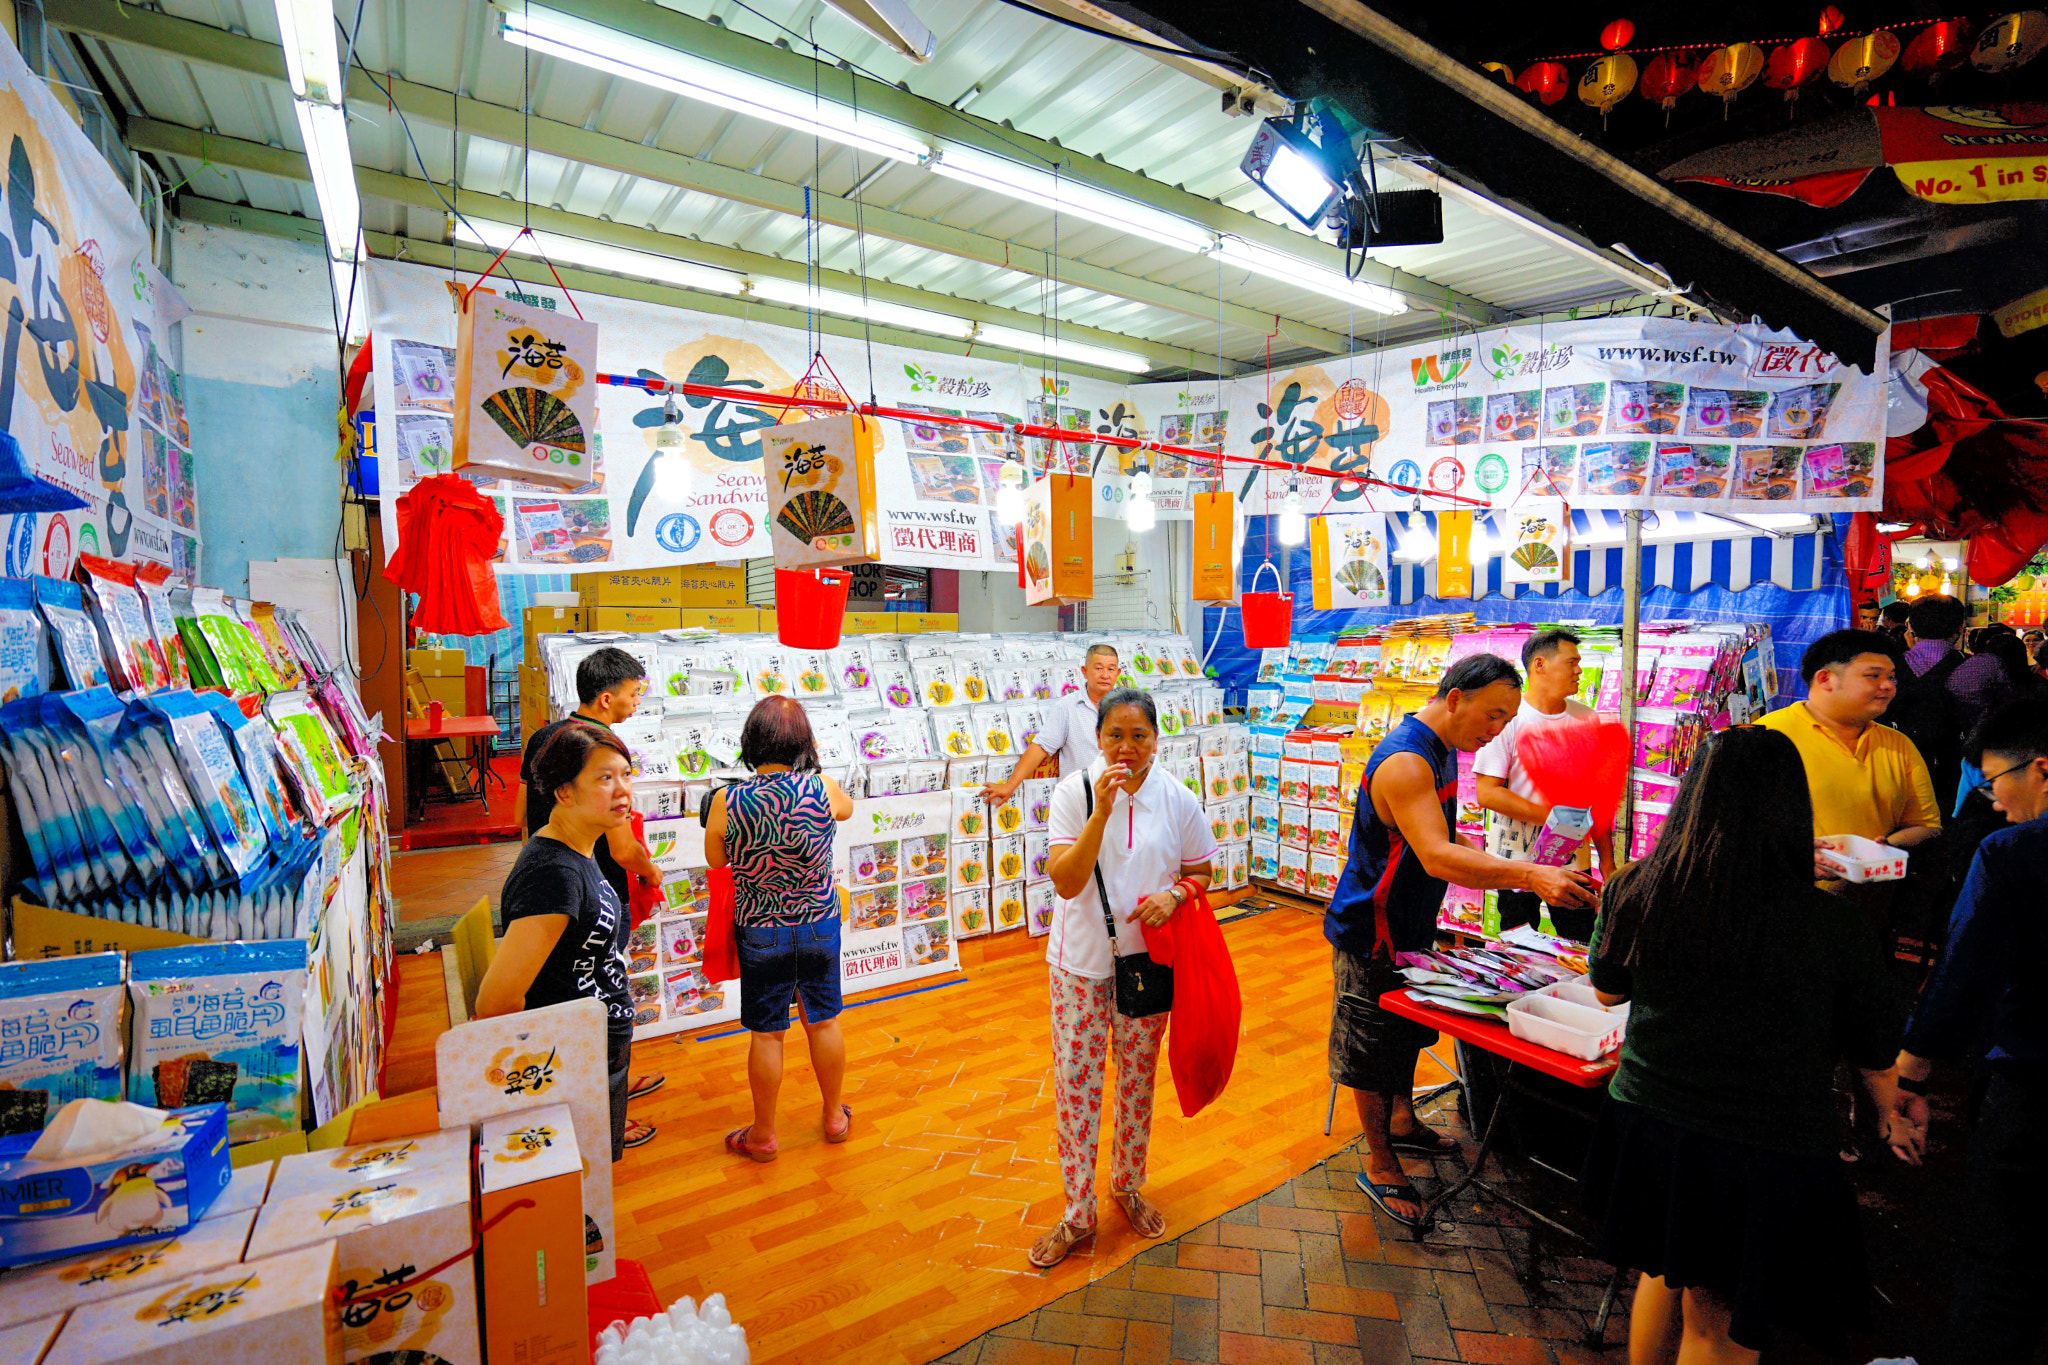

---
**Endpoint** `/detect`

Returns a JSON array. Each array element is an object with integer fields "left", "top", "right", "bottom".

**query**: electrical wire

[{"left": 986, "top": 0, "right": 1272, "bottom": 86}]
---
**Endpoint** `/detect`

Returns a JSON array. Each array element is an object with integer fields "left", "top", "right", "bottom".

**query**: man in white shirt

[
  {"left": 1472, "top": 628, "right": 1608, "bottom": 942},
  {"left": 982, "top": 644, "right": 1122, "bottom": 805}
]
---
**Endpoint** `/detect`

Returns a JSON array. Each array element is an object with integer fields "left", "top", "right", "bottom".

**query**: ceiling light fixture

[
  {"left": 1239, "top": 116, "right": 1346, "bottom": 228},
  {"left": 294, "top": 100, "right": 361, "bottom": 262},
  {"left": 995, "top": 456, "right": 1026, "bottom": 524},
  {"left": 1127, "top": 490, "right": 1157, "bottom": 533},
  {"left": 928, "top": 144, "right": 1213, "bottom": 253},
  {"left": 651, "top": 396, "right": 692, "bottom": 500},
  {"left": 970, "top": 323, "right": 1152, "bottom": 374},
  {"left": 272, "top": 0, "right": 343, "bottom": 103},
  {"left": 1212, "top": 237, "right": 1407, "bottom": 314},
  {"left": 745, "top": 277, "right": 973, "bottom": 338},
  {"left": 497, "top": 3, "right": 928, "bottom": 165},
  {"left": 454, "top": 219, "right": 745, "bottom": 294}
]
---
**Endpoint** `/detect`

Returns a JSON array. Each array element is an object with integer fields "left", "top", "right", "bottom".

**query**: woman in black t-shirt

[{"left": 475, "top": 722, "right": 651, "bottom": 1156}]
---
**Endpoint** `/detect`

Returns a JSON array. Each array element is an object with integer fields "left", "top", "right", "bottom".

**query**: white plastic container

[
  {"left": 1815, "top": 834, "right": 1908, "bottom": 884},
  {"left": 1538, "top": 978, "right": 1631, "bottom": 1018},
  {"left": 1507, "top": 993, "right": 1625, "bottom": 1060}
]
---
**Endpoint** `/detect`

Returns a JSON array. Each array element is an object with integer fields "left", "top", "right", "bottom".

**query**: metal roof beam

[
  {"left": 173, "top": 195, "right": 1150, "bottom": 385},
  {"left": 45, "top": 0, "right": 1424, "bottom": 352},
  {"left": 126, "top": 116, "right": 1234, "bottom": 374}
]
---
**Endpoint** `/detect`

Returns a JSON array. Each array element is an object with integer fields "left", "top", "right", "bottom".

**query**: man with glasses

[{"left": 1888, "top": 700, "right": 2048, "bottom": 1363}]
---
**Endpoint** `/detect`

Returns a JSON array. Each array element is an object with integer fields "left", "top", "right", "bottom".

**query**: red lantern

[
  {"left": 1641, "top": 52, "right": 1696, "bottom": 123},
  {"left": 1818, "top": 5, "right": 1846, "bottom": 35},
  {"left": 1516, "top": 61, "right": 1570, "bottom": 104},
  {"left": 1903, "top": 19, "right": 1977, "bottom": 75},
  {"left": 1600, "top": 18, "right": 1635, "bottom": 51},
  {"left": 1766, "top": 36, "right": 1830, "bottom": 90}
]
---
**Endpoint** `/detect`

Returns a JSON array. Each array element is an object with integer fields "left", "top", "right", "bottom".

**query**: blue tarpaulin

[{"left": 1203, "top": 515, "right": 1849, "bottom": 704}]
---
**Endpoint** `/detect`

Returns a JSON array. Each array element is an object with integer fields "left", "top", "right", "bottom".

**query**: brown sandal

[
  {"left": 1113, "top": 1190, "right": 1166, "bottom": 1239},
  {"left": 724, "top": 1126, "right": 777, "bottom": 1162},
  {"left": 825, "top": 1105, "right": 853, "bottom": 1143},
  {"left": 1026, "top": 1219, "right": 1094, "bottom": 1269}
]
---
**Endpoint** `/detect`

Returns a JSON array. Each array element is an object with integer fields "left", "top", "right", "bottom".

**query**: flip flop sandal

[
  {"left": 622, "top": 1121, "right": 658, "bottom": 1150},
  {"left": 627, "top": 1075, "right": 665, "bottom": 1101},
  {"left": 724, "top": 1126, "right": 777, "bottom": 1162},
  {"left": 1387, "top": 1125, "right": 1458, "bottom": 1155},
  {"left": 1354, "top": 1173, "right": 1427, "bottom": 1230},
  {"left": 825, "top": 1105, "right": 853, "bottom": 1143},
  {"left": 1026, "top": 1220, "right": 1094, "bottom": 1270}
]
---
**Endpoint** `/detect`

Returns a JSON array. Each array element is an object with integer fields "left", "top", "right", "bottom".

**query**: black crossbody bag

[{"left": 1084, "top": 779, "right": 1173, "bottom": 1017}]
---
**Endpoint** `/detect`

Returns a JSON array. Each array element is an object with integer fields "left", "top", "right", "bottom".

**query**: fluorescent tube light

[
  {"left": 744, "top": 277, "right": 973, "bottom": 338},
  {"left": 928, "top": 144, "right": 1213, "bottom": 253},
  {"left": 971, "top": 323, "right": 1151, "bottom": 374},
  {"left": 454, "top": 219, "right": 744, "bottom": 294},
  {"left": 498, "top": 3, "right": 927, "bottom": 165},
  {"left": 294, "top": 100, "right": 360, "bottom": 262},
  {"left": 330, "top": 251, "right": 368, "bottom": 344},
  {"left": 1213, "top": 236, "right": 1407, "bottom": 314},
  {"left": 273, "top": 0, "right": 343, "bottom": 104}
]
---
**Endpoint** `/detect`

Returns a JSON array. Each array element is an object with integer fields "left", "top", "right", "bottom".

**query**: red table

[
  {"left": 1379, "top": 988, "right": 1625, "bottom": 1344},
  {"left": 404, "top": 715, "right": 502, "bottom": 822}
]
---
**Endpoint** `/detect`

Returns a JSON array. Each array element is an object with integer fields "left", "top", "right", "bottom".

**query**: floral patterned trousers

[{"left": 1049, "top": 966, "right": 1168, "bottom": 1229}]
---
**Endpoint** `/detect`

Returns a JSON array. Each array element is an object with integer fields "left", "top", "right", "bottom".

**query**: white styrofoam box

[
  {"left": 1506, "top": 993, "right": 1625, "bottom": 1060},
  {"left": 1815, "top": 834, "right": 1908, "bottom": 884}
]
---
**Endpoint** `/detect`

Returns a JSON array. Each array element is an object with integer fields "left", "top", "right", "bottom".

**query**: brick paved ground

[{"left": 937, "top": 1120, "right": 1635, "bottom": 1365}]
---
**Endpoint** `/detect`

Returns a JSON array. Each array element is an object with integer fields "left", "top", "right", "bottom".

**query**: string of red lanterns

[{"left": 1485, "top": 11, "right": 2045, "bottom": 120}]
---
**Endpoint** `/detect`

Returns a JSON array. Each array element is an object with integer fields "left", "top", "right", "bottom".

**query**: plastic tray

[
  {"left": 1537, "top": 978, "right": 1631, "bottom": 1018},
  {"left": 1506, "top": 992, "right": 1625, "bottom": 1061},
  {"left": 1815, "top": 834, "right": 1908, "bottom": 884}
]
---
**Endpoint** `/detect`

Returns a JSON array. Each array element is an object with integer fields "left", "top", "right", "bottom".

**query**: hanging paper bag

[
  {"left": 1503, "top": 498, "right": 1570, "bottom": 585},
  {"left": 762, "top": 412, "right": 882, "bottom": 569},
  {"left": 1192, "top": 491, "right": 1236, "bottom": 601},
  {"left": 1436, "top": 510, "right": 1474, "bottom": 598},
  {"left": 701, "top": 865, "right": 740, "bottom": 984},
  {"left": 452, "top": 289, "right": 599, "bottom": 491},
  {"left": 1022, "top": 474, "right": 1093, "bottom": 605}
]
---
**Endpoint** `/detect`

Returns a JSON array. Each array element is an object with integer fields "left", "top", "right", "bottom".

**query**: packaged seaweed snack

[
  {"left": 262, "top": 690, "right": 359, "bottom": 823},
  {"left": 0, "top": 577, "right": 48, "bottom": 703},
  {"left": 150, "top": 689, "right": 269, "bottom": 884},
  {"left": 131, "top": 563, "right": 191, "bottom": 689},
  {"left": 35, "top": 695, "right": 139, "bottom": 896},
  {"left": 121, "top": 698, "right": 228, "bottom": 890},
  {"left": 190, "top": 588, "right": 276, "bottom": 695},
  {"left": 246, "top": 602, "right": 304, "bottom": 689},
  {"left": 0, "top": 702, "right": 91, "bottom": 900},
  {"left": 198, "top": 692, "right": 311, "bottom": 850},
  {"left": 54, "top": 690, "right": 167, "bottom": 888},
  {"left": 168, "top": 581, "right": 225, "bottom": 690},
  {"left": 0, "top": 953, "right": 126, "bottom": 1134},
  {"left": 33, "top": 576, "right": 108, "bottom": 690},
  {"left": 76, "top": 555, "right": 166, "bottom": 693},
  {"left": 128, "top": 940, "right": 308, "bottom": 1144}
]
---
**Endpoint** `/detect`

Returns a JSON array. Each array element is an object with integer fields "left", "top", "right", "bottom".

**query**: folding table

[{"left": 1377, "top": 987, "right": 1627, "bottom": 1344}]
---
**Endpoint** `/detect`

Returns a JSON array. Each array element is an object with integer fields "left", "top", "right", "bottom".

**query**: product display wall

[{"left": 530, "top": 627, "right": 1251, "bottom": 1040}]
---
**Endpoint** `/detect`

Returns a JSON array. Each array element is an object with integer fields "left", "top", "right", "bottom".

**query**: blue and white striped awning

[{"left": 1387, "top": 510, "right": 1829, "bottom": 604}]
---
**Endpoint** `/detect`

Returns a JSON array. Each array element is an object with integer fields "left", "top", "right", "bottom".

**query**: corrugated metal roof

[{"left": 71, "top": 0, "right": 1651, "bottom": 372}]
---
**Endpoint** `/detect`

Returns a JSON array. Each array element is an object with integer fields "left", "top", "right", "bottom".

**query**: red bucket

[
  {"left": 1239, "top": 560, "right": 1293, "bottom": 649},
  {"left": 776, "top": 567, "right": 853, "bottom": 648}
]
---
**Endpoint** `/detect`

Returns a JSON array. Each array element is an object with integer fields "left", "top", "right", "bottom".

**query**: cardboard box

[
  {"left": 419, "top": 676, "right": 467, "bottom": 717},
  {"left": 893, "top": 613, "right": 959, "bottom": 633},
  {"left": 0, "top": 1105, "right": 232, "bottom": 1269},
  {"left": 407, "top": 648, "right": 465, "bottom": 678},
  {"left": 266, "top": 1127, "right": 470, "bottom": 1203},
  {"left": 574, "top": 567, "right": 745, "bottom": 608},
  {"left": 522, "top": 606, "right": 585, "bottom": 661},
  {"left": 247, "top": 1158, "right": 478, "bottom": 1365},
  {"left": 675, "top": 607, "right": 759, "bottom": 633},
  {"left": 843, "top": 611, "right": 895, "bottom": 634},
  {"left": 0, "top": 1208, "right": 257, "bottom": 1329},
  {"left": 587, "top": 605, "right": 681, "bottom": 633},
  {"left": 478, "top": 1104, "right": 584, "bottom": 1365},
  {"left": 517, "top": 663, "right": 547, "bottom": 706},
  {"left": 44, "top": 1239, "right": 340, "bottom": 1365},
  {"left": 0, "top": 1315, "right": 64, "bottom": 1363},
  {"left": 11, "top": 895, "right": 207, "bottom": 960}
]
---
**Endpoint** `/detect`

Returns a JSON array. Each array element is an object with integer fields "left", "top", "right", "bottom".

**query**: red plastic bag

[
  {"left": 1143, "top": 890, "right": 1241, "bottom": 1117},
  {"left": 702, "top": 866, "right": 740, "bottom": 984},
  {"left": 1515, "top": 716, "right": 1630, "bottom": 843},
  {"left": 626, "top": 814, "right": 663, "bottom": 930}
]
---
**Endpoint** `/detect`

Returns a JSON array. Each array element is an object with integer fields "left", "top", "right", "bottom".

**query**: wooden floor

[{"left": 385, "top": 849, "right": 1452, "bottom": 1365}]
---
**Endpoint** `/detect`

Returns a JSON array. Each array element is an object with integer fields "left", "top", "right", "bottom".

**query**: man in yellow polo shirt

[{"left": 1759, "top": 628, "right": 1942, "bottom": 863}]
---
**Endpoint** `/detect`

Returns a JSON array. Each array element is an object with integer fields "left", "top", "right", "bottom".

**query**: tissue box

[
  {"left": 0, "top": 1207, "right": 257, "bottom": 1328},
  {"left": 247, "top": 1158, "right": 478, "bottom": 1365},
  {"left": 478, "top": 1105, "right": 584, "bottom": 1365},
  {"left": 0, "top": 1104, "right": 230, "bottom": 1269},
  {"left": 265, "top": 1127, "right": 470, "bottom": 1203},
  {"left": 42, "top": 1239, "right": 339, "bottom": 1365}
]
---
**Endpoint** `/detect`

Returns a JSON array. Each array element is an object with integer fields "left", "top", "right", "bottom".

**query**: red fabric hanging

[{"left": 388, "top": 475, "right": 509, "bottom": 636}]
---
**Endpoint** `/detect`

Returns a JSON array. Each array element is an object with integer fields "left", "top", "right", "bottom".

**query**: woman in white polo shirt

[{"left": 1027, "top": 688, "right": 1217, "bottom": 1269}]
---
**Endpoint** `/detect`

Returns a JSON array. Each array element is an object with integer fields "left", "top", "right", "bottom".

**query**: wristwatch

[{"left": 1170, "top": 882, "right": 1189, "bottom": 906}]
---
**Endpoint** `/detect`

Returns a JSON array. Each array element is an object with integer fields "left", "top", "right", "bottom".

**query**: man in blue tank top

[{"left": 1327, "top": 654, "right": 1596, "bottom": 1227}]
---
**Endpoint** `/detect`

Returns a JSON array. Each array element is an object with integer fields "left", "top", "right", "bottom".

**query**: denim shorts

[{"left": 736, "top": 919, "right": 844, "bottom": 1033}]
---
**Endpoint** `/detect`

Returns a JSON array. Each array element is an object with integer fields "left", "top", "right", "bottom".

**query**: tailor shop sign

[{"left": 1128, "top": 315, "right": 1890, "bottom": 517}]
